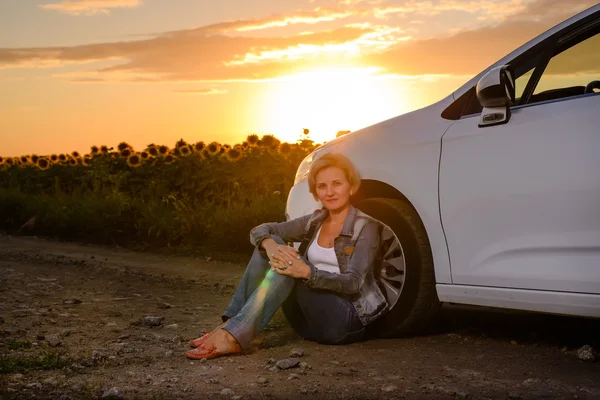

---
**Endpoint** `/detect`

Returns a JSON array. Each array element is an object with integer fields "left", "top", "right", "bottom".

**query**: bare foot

[
  {"left": 209, "top": 321, "right": 227, "bottom": 334},
  {"left": 189, "top": 321, "right": 228, "bottom": 348},
  {"left": 185, "top": 329, "right": 242, "bottom": 360},
  {"left": 203, "top": 328, "right": 241, "bottom": 354}
]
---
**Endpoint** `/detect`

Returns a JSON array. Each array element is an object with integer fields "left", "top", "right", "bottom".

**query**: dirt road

[{"left": 0, "top": 234, "right": 599, "bottom": 399}]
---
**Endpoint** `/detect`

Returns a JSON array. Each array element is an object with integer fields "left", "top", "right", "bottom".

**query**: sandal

[
  {"left": 188, "top": 330, "right": 211, "bottom": 348},
  {"left": 185, "top": 342, "right": 242, "bottom": 360}
]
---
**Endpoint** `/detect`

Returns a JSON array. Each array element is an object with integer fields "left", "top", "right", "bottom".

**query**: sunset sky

[{"left": 0, "top": 0, "right": 596, "bottom": 156}]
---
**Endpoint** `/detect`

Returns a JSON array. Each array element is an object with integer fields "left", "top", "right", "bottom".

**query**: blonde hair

[{"left": 308, "top": 152, "right": 361, "bottom": 201}]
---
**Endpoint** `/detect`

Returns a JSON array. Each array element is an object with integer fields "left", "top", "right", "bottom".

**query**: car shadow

[{"left": 427, "top": 303, "right": 600, "bottom": 349}]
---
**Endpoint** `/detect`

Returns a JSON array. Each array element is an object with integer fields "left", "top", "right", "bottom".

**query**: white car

[{"left": 286, "top": 4, "right": 600, "bottom": 335}]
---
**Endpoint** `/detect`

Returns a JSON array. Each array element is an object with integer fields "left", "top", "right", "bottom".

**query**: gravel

[
  {"left": 143, "top": 316, "right": 165, "bottom": 326},
  {"left": 276, "top": 358, "right": 300, "bottom": 370},
  {"left": 101, "top": 387, "right": 125, "bottom": 400},
  {"left": 289, "top": 348, "right": 305, "bottom": 358},
  {"left": 577, "top": 345, "right": 597, "bottom": 362}
]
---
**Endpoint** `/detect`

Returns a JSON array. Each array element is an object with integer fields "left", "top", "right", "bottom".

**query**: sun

[{"left": 257, "top": 67, "right": 407, "bottom": 144}]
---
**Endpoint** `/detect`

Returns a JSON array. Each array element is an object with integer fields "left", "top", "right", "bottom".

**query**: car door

[{"left": 439, "top": 21, "right": 600, "bottom": 294}]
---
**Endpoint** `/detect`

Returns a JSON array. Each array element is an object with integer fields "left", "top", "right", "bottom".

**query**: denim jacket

[{"left": 249, "top": 205, "right": 405, "bottom": 326}]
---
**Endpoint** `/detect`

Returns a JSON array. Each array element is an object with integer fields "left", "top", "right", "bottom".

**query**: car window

[
  {"left": 528, "top": 31, "right": 600, "bottom": 105},
  {"left": 450, "top": 18, "right": 600, "bottom": 119},
  {"left": 515, "top": 67, "right": 534, "bottom": 103}
]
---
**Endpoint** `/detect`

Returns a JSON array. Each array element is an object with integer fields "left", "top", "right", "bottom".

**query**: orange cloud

[
  {"left": 174, "top": 88, "right": 228, "bottom": 95},
  {"left": 2, "top": 0, "right": 596, "bottom": 83},
  {"left": 227, "top": 24, "right": 407, "bottom": 65},
  {"left": 367, "top": 0, "right": 600, "bottom": 76},
  {"left": 373, "top": 0, "right": 528, "bottom": 20},
  {"left": 235, "top": 8, "right": 355, "bottom": 31},
  {"left": 0, "top": 25, "right": 376, "bottom": 82},
  {"left": 40, "top": 0, "right": 142, "bottom": 16}
]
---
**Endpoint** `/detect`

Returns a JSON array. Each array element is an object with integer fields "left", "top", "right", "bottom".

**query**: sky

[{"left": 0, "top": 0, "right": 597, "bottom": 156}]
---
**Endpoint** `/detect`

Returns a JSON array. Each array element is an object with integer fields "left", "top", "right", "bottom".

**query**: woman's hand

[
  {"left": 273, "top": 255, "right": 311, "bottom": 279},
  {"left": 261, "top": 239, "right": 311, "bottom": 279}
]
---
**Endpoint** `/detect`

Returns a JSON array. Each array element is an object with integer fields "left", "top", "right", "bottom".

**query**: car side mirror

[{"left": 476, "top": 65, "right": 516, "bottom": 127}]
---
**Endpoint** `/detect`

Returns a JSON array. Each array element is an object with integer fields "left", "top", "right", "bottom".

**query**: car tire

[{"left": 356, "top": 197, "right": 441, "bottom": 336}]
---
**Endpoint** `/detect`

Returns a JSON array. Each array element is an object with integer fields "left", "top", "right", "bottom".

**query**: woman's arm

[
  {"left": 304, "top": 220, "right": 380, "bottom": 295},
  {"left": 249, "top": 213, "right": 313, "bottom": 253}
]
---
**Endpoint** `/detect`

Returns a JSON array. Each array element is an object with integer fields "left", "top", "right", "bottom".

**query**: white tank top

[{"left": 307, "top": 226, "right": 340, "bottom": 274}]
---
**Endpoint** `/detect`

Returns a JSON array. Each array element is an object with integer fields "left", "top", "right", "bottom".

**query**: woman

[{"left": 185, "top": 152, "right": 400, "bottom": 360}]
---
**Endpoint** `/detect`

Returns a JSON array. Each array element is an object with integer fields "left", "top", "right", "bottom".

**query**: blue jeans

[{"left": 222, "top": 236, "right": 365, "bottom": 350}]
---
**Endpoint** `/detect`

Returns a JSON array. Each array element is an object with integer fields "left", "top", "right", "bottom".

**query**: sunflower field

[{"left": 0, "top": 134, "right": 319, "bottom": 254}]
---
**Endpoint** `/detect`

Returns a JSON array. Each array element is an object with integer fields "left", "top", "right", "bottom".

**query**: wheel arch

[
  {"left": 352, "top": 177, "right": 451, "bottom": 285},
  {"left": 353, "top": 179, "right": 430, "bottom": 243}
]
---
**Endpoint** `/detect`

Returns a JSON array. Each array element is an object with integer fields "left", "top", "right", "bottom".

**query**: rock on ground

[
  {"left": 577, "top": 345, "right": 597, "bottom": 362},
  {"left": 143, "top": 316, "right": 165, "bottom": 326},
  {"left": 102, "top": 387, "right": 125, "bottom": 399},
  {"left": 276, "top": 358, "right": 300, "bottom": 370}
]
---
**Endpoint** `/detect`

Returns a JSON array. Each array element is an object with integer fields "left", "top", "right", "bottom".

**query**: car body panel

[
  {"left": 440, "top": 94, "right": 600, "bottom": 294},
  {"left": 436, "top": 284, "right": 600, "bottom": 318}
]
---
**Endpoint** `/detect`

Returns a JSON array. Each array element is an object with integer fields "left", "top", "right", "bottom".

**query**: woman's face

[{"left": 315, "top": 166, "right": 352, "bottom": 212}]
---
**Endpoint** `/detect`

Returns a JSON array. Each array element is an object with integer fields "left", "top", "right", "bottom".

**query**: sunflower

[
  {"left": 207, "top": 141, "right": 220, "bottom": 155},
  {"left": 246, "top": 134, "right": 259, "bottom": 146},
  {"left": 201, "top": 148, "right": 210, "bottom": 159},
  {"left": 127, "top": 153, "right": 141, "bottom": 167},
  {"left": 158, "top": 145, "right": 169, "bottom": 155},
  {"left": 147, "top": 146, "right": 159, "bottom": 156},
  {"left": 120, "top": 148, "right": 132, "bottom": 158},
  {"left": 31, "top": 154, "right": 40, "bottom": 163},
  {"left": 58, "top": 154, "right": 67, "bottom": 162},
  {"left": 226, "top": 148, "right": 242, "bottom": 161},
  {"left": 6, "top": 158, "right": 14, "bottom": 166},
  {"left": 241, "top": 141, "right": 249, "bottom": 149},
  {"left": 0, "top": 156, "right": 4, "bottom": 165},
  {"left": 71, "top": 151, "right": 80, "bottom": 158},
  {"left": 68, "top": 157, "right": 78, "bottom": 166},
  {"left": 303, "top": 128, "right": 310, "bottom": 135},
  {"left": 82, "top": 155, "right": 92, "bottom": 166},
  {"left": 179, "top": 146, "right": 191, "bottom": 156},
  {"left": 218, "top": 147, "right": 225, "bottom": 155},
  {"left": 36, "top": 157, "right": 51, "bottom": 170},
  {"left": 90, "top": 145, "right": 99, "bottom": 154},
  {"left": 194, "top": 141, "right": 205, "bottom": 152},
  {"left": 223, "top": 144, "right": 231, "bottom": 150},
  {"left": 140, "top": 151, "right": 150, "bottom": 160},
  {"left": 164, "top": 154, "right": 175, "bottom": 164},
  {"left": 50, "top": 154, "right": 59, "bottom": 162},
  {"left": 117, "top": 142, "right": 131, "bottom": 152},
  {"left": 261, "top": 134, "right": 279, "bottom": 150},
  {"left": 175, "top": 138, "right": 188, "bottom": 148},
  {"left": 279, "top": 142, "right": 291, "bottom": 155},
  {"left": 20, "top": 155, "right": 30, "bottom": 164},
  {"left": 100, "top": 145, "right": 110, "bottom": 153}
]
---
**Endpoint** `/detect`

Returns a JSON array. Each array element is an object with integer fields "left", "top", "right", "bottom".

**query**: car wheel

[{"left": 356, "top": 197, "right": 440, "bottom": 336}]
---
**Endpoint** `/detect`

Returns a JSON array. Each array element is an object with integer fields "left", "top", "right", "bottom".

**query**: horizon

[{"left": 1, "top": 0, "right": 596, "bottom": 157}]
